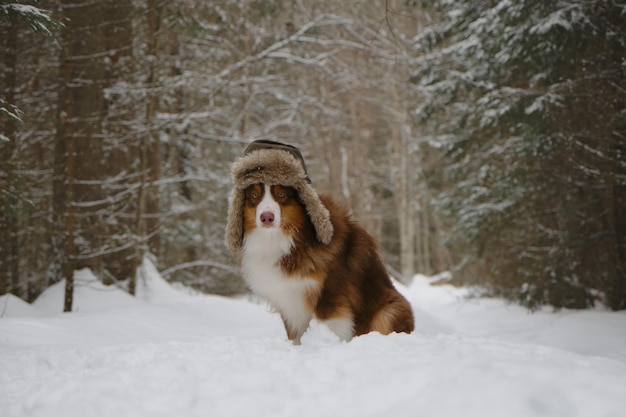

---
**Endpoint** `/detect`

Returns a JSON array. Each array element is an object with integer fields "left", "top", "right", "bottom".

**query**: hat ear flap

[
  {"left": 225, "top": 187, "right": 245, "bottom": 253},
  {"left": 296, "top": 184, "right": 333, "bottom": 245}
]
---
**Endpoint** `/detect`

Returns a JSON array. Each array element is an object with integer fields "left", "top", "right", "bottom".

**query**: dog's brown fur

[{"left": 242, "top": 183, "right": 414, "bottom": 343}]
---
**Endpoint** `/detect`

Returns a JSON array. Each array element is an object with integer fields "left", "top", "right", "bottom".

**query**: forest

[{"left": 1, "top": 0, "right": 625, "bottom": 311}]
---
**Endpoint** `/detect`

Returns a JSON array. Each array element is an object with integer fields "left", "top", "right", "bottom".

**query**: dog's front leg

[{"left": 281, "top": 314, "right": 311, "bottom": 345}]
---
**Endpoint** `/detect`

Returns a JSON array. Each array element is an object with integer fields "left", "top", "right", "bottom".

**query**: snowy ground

[{"left": 1, "top": 262, "right": 626, "bottom": 417}]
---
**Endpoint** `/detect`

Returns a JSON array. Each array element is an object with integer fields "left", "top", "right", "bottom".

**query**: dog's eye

[
  {"left": 277, "top": 191, "right": 285, "bottom": 198},
  {"left": 251, "top": 192, "right": 259, "bottom": 199}
]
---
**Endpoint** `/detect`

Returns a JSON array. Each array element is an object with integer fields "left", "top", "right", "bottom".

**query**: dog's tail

[{"left": 371, "top": 291, "right": 415, "bottom": 335}]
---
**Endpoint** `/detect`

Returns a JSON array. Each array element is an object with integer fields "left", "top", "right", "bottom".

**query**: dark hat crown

[{"left": 244, "top": 140, "right": 311, "bottom": 183}]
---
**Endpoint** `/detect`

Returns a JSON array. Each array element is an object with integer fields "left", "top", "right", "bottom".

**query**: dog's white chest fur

[{"left": 242, "top": 227, "right": 318, "bottom": 335}]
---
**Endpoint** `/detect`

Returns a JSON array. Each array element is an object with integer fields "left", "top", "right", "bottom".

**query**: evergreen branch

[{"left": 0, "top": 2, "right": 62, "bottom": 36}]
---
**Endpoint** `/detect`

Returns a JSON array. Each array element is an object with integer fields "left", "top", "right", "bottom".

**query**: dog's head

[
  {"left": 241, "top": 183, "right": 311, "bottom": 248},
  {"left": 243, "top": 184, "right": 294, "bottom": 230},
  {"left": 225, "top": 141, "right": 333, "bottom": 253}
]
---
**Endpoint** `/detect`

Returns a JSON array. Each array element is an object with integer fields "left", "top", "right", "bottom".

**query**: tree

[
  {"left": 412, "top": 0, "right": 626, "bottom": 309},
  {"left": 54, "top": 0, "right": 104, "bottom": 311},
  {"left": 1, "top": 0, "right": 60, "bottom": 299},
  {"left": 54, "top": 0, "right": 136, "bottom": 311}
]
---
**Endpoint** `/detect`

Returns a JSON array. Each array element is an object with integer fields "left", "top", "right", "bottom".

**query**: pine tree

[
  {"left": 1, "top": 0, "right": 60, "bottom": 298},
  {"left": 412, "top": 0, "right": 626, "bottom": 309}
]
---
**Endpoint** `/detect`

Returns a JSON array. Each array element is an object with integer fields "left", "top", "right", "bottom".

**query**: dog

[{"left": 226, "top": 141, "right": 414, "bottom": 344}]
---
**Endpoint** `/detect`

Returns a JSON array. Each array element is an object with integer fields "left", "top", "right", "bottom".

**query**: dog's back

[{"left": 309, "top": 196, "right": 415, "bottom": 337}]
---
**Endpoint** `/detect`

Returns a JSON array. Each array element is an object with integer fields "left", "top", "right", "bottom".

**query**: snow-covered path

[{"left": 1, "top": 266, "right": 626, "bottom": 417}]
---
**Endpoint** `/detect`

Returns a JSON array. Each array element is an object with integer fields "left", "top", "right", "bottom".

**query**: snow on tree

[{"left": 411, "top": 0, "right": 626, "bottom": 309}]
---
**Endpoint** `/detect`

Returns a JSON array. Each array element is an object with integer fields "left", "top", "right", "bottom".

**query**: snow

[
  {"left": 0, "top": 295, "right": 43, "bottom": 319},
  {"left": 2, "top": 263, "right": 626, "bottom": 417}
]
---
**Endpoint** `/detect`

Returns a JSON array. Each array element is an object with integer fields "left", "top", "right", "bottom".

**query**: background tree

[
  {"left": 1, "top": 0, "right": 60, "bottom": 300},
  {"left": 411, "top": 0, "right": 626, "bottom": 309}
]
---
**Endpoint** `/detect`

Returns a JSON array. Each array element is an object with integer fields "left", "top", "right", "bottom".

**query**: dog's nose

[{"left": 260, "top": 211, "right": 275, "bottom": 226}]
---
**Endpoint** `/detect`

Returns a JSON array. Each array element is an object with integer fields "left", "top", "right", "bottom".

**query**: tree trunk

[
  {"left": 389, "top": 82, "right": 416, "bottom": 280},
  {"left": 98, "top": 0, "right": 137, "bottom": 286},
  {"left": 0, "top": 23, "right": 20, "bottom": 297},
  {"left": 62, "top": 136, "right": 75, "bottom": 313},
  {"left": 393, "top": 120, "right": 416, "bottom": 279},
  {"left": 130, "top": 0, "right": 163, "bottom": 296},
  {"left": 145, "top": 0, "right": 162, "bottom": 258},
  {"left": 55, "top": 0, "right": 107, "bottom": 311}
]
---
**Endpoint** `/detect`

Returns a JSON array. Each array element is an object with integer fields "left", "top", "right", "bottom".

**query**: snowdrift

[{"left": 1, "top": 263, "right": 626, "bottom": 417}]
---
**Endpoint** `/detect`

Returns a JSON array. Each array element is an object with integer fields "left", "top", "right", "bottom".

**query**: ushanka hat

[{"left": 225, "top": 140, "right": 334, "bottom": 253}]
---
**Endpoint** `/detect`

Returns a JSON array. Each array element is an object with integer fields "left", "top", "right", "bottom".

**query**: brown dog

[{"left": 226, "top": 141, "right": 414, "bottom": 344}]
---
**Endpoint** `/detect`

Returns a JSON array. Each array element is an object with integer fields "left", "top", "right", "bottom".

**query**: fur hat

[{"left": 225, "top": 141, "right": 334, "bottom": 253}]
